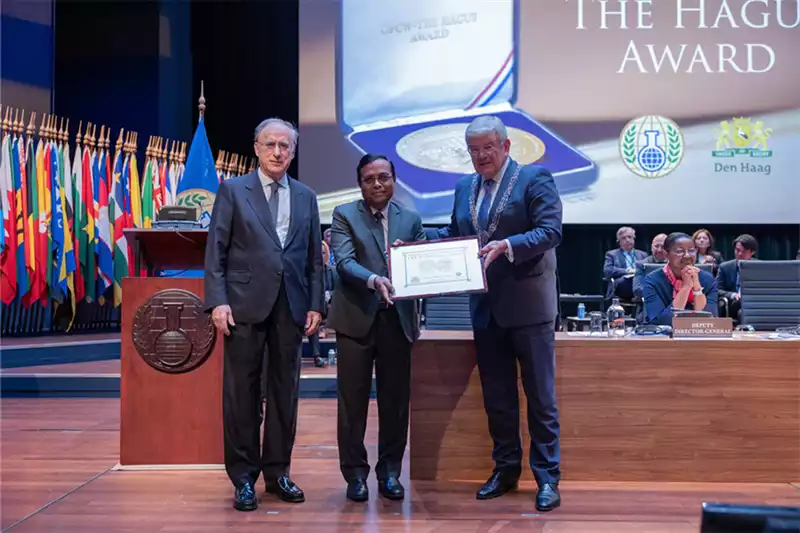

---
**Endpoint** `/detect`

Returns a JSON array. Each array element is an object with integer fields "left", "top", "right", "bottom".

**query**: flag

[
  {"left": 23, "top": 134, "right": 41, "bottom": 307},
  {"left": 176, "top": 118, "right": 218, "bottom": 227},
  {"left": 111, "top": 152, "right": 130, "bottom": 306},
  {"left": 141, "top": 157, "right": 154, "bottom": 228},
  {"left": 12, "top": 135, "right": 31, "bottom": 303},
  {"left": 95, "top": 147, "right": 113, "bottom": 297},
  {"left": 129, "top": 151, "right": 142, "bottom": 228},
  {"left": 0, "top": 132, "right": 16, "bottom": 304},
  {"left": 34, "top": 139, "right": 49, "bottom": 305}
]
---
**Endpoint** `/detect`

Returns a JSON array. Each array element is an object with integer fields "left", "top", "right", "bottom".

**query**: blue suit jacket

[
  {"left": 642, "top": 268, "right": 718, "bottom": 325},
  {"left": 204, "top": 171, "right": 324, "bottom": 325},
  {"left": 426, "top": 159, "right": 562, "bottom": 329}
]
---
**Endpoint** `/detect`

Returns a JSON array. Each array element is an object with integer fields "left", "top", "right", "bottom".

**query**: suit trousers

[
  {"left": 473, "top": 316, "right": 561, "bottom": 486},
  {"left": 223, "top": 279, "right": 303, "bottom": 487},
  {"left": 336, "top": 306, "right": 412, "bottom": 482}
]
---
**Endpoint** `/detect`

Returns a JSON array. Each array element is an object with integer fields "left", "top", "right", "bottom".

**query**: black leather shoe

[
  {"left": 346, "top": 478, "right": 369, "bottom": 502},
  {"left": 266, "top": 475, "right": 305, "bottom": 503},
  {"left": 535, "top": 483, "right": 561, "bottom": 512},
  {"left": 476, "top": 471, "right": 519, "bottom": 500},
  {"left": 233, "top": 481, "right": 257, "bottom": 511},
  {"left": 378, "top": 476, "right": 404, "bottom": 500}
]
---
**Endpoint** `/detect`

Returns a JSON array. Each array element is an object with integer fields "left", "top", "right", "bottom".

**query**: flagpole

[{"left": 198, "top": 81, "right": 206, "bottom": 122}]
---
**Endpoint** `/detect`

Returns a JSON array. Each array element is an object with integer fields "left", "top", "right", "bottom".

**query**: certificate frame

[{"left": 387, "top": 236, "right": 488, "bottom": 301}]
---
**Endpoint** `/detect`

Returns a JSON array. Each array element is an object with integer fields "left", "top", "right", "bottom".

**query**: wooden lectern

[{"left": 120, "top": 228, "right": 224, "bottom": 466}]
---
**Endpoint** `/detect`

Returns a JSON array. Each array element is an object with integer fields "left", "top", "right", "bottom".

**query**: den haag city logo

[
  {"left": 618, "top": 115, "right": 773, "bottom": 178},
  {"left": 712, "top": 117, "right": 773, "bottom": 175}
]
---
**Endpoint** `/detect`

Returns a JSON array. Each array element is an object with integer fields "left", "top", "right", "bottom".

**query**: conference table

[{"left": 409, "top": 331, "right": 799, "bottom": 483}]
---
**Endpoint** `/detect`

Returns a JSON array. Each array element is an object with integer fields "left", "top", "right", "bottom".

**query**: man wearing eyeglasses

[
  {"left": 426, "top": 115, "right": 563, "bottom": 512},
  {"left": 326, "top": 154, "right": 426, "bottom": 503},
  {"left": 204, "top": 118, "right": 324, "bottom": 511}
]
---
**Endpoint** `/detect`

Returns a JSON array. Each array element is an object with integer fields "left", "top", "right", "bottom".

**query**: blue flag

[{"left": 176, "top": 117, "right": 219, "bottom": 228}]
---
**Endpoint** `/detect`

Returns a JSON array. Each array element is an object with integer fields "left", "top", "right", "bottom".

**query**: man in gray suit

[
  {"left": 327, "top": 154, "right": 426, "bottom": 502},
  {"left": 204, "top": 118, "right": 323, "bottom": 511}
]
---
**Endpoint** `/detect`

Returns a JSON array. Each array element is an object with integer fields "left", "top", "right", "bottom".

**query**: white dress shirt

[
  {"left": 258, "top": 168, "right": 291, "bottom": 247},
  {"left": 476, "top": 157, "right": 514, "bottom": 263}
]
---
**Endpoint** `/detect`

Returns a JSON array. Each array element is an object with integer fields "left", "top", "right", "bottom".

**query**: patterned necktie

[
  {"left": 268, "top": 181, "right": 280, "bottom": 227},
  {"left": 477, "top": 179, "right": 495, "bottom": 230}
]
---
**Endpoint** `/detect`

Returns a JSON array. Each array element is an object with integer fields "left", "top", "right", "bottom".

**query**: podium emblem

[{"left": 132, "top": 289, "right": 216, "bottom": 374}]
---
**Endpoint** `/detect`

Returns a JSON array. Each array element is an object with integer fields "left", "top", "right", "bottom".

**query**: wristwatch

[{"left": 693, "top": 288, "right": 703, "bottom": 296}]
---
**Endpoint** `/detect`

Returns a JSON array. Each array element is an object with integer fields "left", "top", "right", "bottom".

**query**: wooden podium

[{"left": 120, "top": 228, "right": 224, "bottom": 466}]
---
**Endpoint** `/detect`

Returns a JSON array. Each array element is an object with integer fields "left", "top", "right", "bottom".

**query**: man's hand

[
  {"left": 374, "top": 276, "right": 395, "bottom": 305},
  {"left": 305, "top": 311, "right": 322, "bottom": 336},
  {"left": 480, "top": 240, "right": 509, "bottom": 270},
  {"left": 212, "top": 305, "right": 235, "bottom": 336},
  {"left": 391, "top": 239, "right": 404, "bottom": 247}
]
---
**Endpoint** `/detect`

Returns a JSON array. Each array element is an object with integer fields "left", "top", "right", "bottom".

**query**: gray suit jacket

[
  {"left": 326, "top": 199, "right": 426, "bottom": 342},
  {"left": 203, "top": 171, "right": 324, "bottom": 325}
]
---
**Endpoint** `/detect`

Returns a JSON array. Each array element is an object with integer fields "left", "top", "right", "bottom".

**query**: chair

[
  {"left": 636, "top": 263, "right": 728, "bottom": 319},
  {"left": 739, "top": 260, "right": 800, "bottom": 330},
  {"left": 421, "top": 294, "right": 472, "bottom": 331}
]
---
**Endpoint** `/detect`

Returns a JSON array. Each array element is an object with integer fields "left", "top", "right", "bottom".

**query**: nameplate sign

[{"left": 672, "top": 317, "right": 734, "bottom": 338}]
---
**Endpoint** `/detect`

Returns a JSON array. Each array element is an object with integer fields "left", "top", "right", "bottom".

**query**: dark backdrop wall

[
  {"left": 52, "top": 0, "right": 798, "bottom": 301},
  {"left": 54, "top": 0, "right": 298, "bottom": 175}
]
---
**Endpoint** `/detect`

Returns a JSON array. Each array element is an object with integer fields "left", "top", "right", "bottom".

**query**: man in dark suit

[
  {"left": 716, "top": 234, "right": 758, "bottom": 320},
  {"left": 327, "top": 154, "right": 426, "bottom": 502},
  {"left": 204, "top": 118, "right": 324, "bottom": 511},
  {"left": 603, "top": 227, "right": 648, "bottom": 301},
  {"left": 426, "top": 115, "right": 563, "bottom": 512},
  {"left": 633, "top": 233, "right": 668, "bottom": 299}
]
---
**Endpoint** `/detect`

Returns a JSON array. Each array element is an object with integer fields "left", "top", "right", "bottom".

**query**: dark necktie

[
  {"left": 268, "top": 181, "right": 280, "bottom": 227},
  {"left": 374, "top": 211, "right": 386, "bottom": 251},
  {"left": 477, "top": 179, "right": 495, "bottom": 230}
]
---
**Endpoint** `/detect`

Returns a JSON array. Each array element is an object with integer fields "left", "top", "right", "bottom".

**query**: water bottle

[
  {"left": 577, "top": 302, "right": 585, "bottom": 319},
  {"left": 327, "top": 348, "right": 336, "bottom": 366},
  {"left": 607, "top": 297, "right": 626, "bottom": 338}
]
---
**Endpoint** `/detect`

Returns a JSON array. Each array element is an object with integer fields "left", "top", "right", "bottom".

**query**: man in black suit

[
  {"left": 633, "top": 233, "right": 668, "bottom": 299},
  {"left": 327, "top": 154, "right": 426, "bottom": 502},
  {"left": 716, "top": 234, "right": 758, "bottom": 320},
  {"left": 204, "top": 118, "right": 324, "bottom": 511},
  {"left": 426, "top": 115, "right": 563, "bottom": 512},
  {"left": 603, "top": 226, "right": 648, "bottom": 301}
]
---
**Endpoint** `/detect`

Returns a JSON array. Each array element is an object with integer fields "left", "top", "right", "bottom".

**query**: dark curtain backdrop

[{"left": 190, "top": 0, "right": 299, "bottom": 177}]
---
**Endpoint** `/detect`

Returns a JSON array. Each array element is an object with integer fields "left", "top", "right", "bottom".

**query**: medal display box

[{"left": 337, "top": 0, "right": 597, "bottom": 218}]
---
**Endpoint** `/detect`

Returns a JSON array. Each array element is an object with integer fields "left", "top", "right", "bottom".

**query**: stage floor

[{"left": 2, "top": 398, "right": 798, "bottom": 532}]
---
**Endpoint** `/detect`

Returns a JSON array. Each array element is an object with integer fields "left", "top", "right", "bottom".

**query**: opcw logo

[
  {"left": 619, "top": 115, "right": 684, "bottom": 179},
  {"left": 712, "top": 118, "right": 773, "bottom": 158},
  {"left": 712, "top": 117, "right": 773, "bottom": 176}
]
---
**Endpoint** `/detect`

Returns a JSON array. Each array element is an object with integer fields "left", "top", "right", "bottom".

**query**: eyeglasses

[
  {"left": 256, "top": 140, "right": 292, "bottom": 153},
  {"left": 671, "top": 248, "right": 698, "bottom": 257},
  {"left": 361, "top": 174, "right": 393, "bottom": 186},
  {"left": 467, "top": 143, "right": 500, "bottom": 157}
]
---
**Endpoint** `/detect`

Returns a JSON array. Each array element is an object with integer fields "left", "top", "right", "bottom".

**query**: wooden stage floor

[{"left": 2, "top": 398, "right": 799, "bottom": 532}]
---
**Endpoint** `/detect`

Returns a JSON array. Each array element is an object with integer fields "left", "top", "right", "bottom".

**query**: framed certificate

[{"left": 388, "top": 237, "right": 488, "bottom": 300}]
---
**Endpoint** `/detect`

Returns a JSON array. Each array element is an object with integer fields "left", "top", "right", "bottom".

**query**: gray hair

[
  {"left": 254, "top": 118, "right": 299, "bottom": 150},
  {"left": 616, "top": 226, "right": 636, "bottom": 241},
  {"left": 465, "top": 115, "right": 508, "bottom": 143}
]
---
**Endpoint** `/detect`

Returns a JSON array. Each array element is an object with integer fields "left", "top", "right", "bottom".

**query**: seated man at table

[{"left": 642, "top": 232, "right": 718, "bottom": 326}]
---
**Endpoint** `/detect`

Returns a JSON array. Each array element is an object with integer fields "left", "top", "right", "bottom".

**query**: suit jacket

[
  {"left": 326, "top": 199, "right": 426, "bottom": 342},
  {"left": 715, "top": 259, "right": 741, "bottom": 302},
  {"left": 633, "top": 255, "right": 666, "bottom": 298},
  {"left": 603, "top": 248, "right": 648, "bottom": 298},
  {"left": 203, "top": 171, "right": 324, "bottom": 326},
  {"left": 426, "top": 159, "right": 562, "bottom": 329},
  {"left": 642, "top": 268, "right": 718, "bottom": 325}
]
